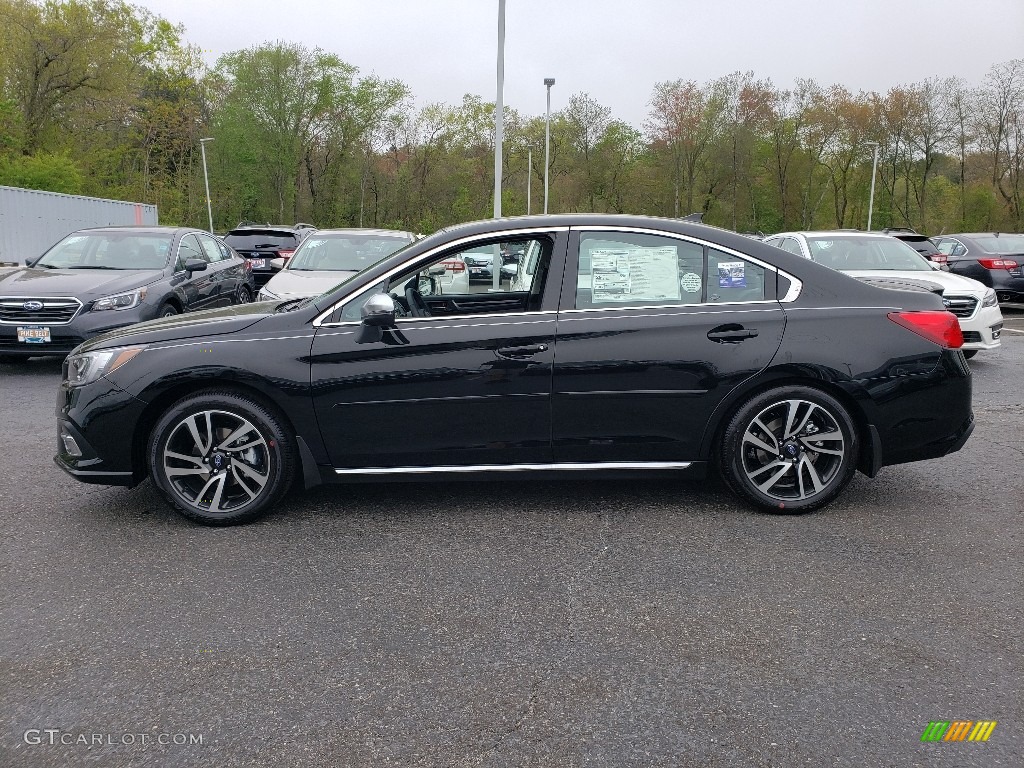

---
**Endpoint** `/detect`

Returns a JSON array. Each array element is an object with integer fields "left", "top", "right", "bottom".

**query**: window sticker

[
  {"left": 718, "top": 261, "right": 746, "bottom": 288},
  {"left": 680, "top": 272, "right": 702, "bottom": 294},
  {"left": 590, "top": 246, "right": 681, "bottom": 303}
]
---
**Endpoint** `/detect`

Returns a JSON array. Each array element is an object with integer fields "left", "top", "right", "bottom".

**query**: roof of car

[
  {"left": 306, "top": 228, "right": 415, "bottom": 238},
  {"left": 771, "top": 230, "right": 896, "bottom": 239},
  {"left": 68, "top": 226, "right": 200, "bottom": 236}
]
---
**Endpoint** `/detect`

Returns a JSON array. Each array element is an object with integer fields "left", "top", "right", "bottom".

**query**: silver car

[{"left": 256, "top": 229, "right": 417, "bottom": 302}]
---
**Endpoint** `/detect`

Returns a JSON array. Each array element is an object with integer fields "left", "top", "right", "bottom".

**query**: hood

[
  {"left": 0, "top": 267, "right": 163, "bottom": 299},
  {"left": 262, "top": 269, "right": 355, "bottom": 299},
  {"left": 844, "top": 269, "right": 990, "bottom": 297},
  {"left": 76, "top": 302, "right": 274, "bottom": 353}
]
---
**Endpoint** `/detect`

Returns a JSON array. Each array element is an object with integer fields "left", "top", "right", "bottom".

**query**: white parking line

[{"left": 1002, "top": 328, "right": 1024, "bottom": 334}]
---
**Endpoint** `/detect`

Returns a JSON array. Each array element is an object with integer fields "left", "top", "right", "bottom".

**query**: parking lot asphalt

[{"left": 1, "top": 333, "right": 1021, "bottom": 768}]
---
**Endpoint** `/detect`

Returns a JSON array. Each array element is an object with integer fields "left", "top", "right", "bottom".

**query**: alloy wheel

[
  {"left": 161, "top": 409, "right": 272, "bottom": 515},
  {"left": 739, "top": 398, "right": 846, "bottom": 502}
]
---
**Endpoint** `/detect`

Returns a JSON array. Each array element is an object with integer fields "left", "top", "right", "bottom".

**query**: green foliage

[{"left": 0, "top": 152, "right": 83, "bottom": 192}]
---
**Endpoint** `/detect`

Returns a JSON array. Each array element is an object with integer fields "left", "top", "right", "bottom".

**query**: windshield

[
  {"left": 806, "top": 236, "right": 932, "bottom": 271},
  {"left": 287, "top": 234, "right": 412, "bottom": 272},
  {"left": 971, "top": 234, "right": 1024, "bottom": 253},
  {"left": 34, "top": 233, "right": 172, "bottom": 270}
]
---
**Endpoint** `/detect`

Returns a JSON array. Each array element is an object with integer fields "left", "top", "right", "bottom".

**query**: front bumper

[
  {"left": 0, "top": 306, "right": 153, "bottom": 358},
  {"left": 958, "top": 303, "right": 1003, "bottom": 351},
  {"left": 54, "top": 377, "right": 148, "bottom": 486}
]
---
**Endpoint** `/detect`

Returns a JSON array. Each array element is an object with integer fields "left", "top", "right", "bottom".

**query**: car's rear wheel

[
  {"left": 718, "top": 386, "right": 858, "bottom": 514},
  {"left": 148, "top": 391, "right": 295, "bottom": 525},
  {"left": 963, "top": 350, "right": 978, "bottom": 359},
  {"left": 237, "top": 285, "right": 252, "bottom": 304}
]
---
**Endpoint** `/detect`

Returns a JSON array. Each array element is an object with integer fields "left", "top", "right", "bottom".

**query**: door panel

[
  {"left": 552, "top": 228, "right": 786, "bottom": 462},
  {"left": 310, "top": 314, "right": 556, "bottom": 468}
]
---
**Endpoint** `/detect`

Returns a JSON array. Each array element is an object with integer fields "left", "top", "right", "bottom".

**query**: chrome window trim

[
  {"left": 0, "top": 296, "right": 84, "bottom": 325},
  {"left": 558, "top": 307, "right": 784, "bottom": 323},
  {"left": 333, "top": 461, "right": 693, "bottom": 476},
  {"left": 313, "top": 226, "right": 571, "bottom": 327},
  {"left": 558, "top": 301, "right": 781, "bottom": 315},
  {"left": 571, "top": 224, "right": 803, "bottom": 304}
]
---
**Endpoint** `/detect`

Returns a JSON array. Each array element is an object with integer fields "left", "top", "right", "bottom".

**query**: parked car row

[
  {"left": 0, "top": 223, "right": 418, "bottom": 362},
  {"left": 763, "top": 230, "right": 1004, "bottom": 359}
]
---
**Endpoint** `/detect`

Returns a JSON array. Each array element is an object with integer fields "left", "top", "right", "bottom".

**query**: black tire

[
  {"left": 718, "top": 386, "right": 859, "bottom": 514},
  {"left": 237, "top": 285, "right": 252, "bottom": 304},
  {"left": 147, "top": 391, "right": 296, "bottom": 525},
  {"left": 159, "top": 302, "right": 179, "bottom": 318},
  {"left": 963, "top": 350, "right": 978, "bottom": 359}
]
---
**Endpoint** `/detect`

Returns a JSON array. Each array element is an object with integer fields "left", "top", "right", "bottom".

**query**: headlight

[
  {"left": 982, "top": 289, "right": 998, "bottom": 307},
  {"left": 65, "top": 346, "right": 144, "bottom": 387},
  {"left": 258, "top": 287, "right": 279, "bottom": 301},
  {"left": 92, "top": 287, "right": 147, "bottom": 311}
]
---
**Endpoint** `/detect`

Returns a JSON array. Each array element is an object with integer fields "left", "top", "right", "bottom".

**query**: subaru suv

[{"left": 222, "top": 223, "right": 317, "bottom": 287}]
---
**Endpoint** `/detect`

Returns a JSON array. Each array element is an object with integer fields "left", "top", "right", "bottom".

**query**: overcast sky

[{"left": 141, "top": 0, "right": 1023, "bottom": 128}]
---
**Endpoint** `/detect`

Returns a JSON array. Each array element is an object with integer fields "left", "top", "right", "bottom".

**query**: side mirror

[
  {"left": 427, "top": 264, "right": 447, "bottom": 276},
  {"left": 184, "top": 258, "right": 207, "bottom": 273},
  {"left": 360, "top": 293, "right": 396, "bottom": 327},
  {"left": 270, "top": 257, "right": 286, "bottom": 270}
]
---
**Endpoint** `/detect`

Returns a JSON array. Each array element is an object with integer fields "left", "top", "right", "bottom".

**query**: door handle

[
  {"left": 707, "top": 324, "right": 758, "bottom": 343},
  {"left": 496, "top": 343, "right": 548, "bottom": 359}
]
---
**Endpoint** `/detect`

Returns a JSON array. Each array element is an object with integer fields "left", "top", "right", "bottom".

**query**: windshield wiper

[{"left": 61, "top": 265, "right": 124, "bottom": 270}]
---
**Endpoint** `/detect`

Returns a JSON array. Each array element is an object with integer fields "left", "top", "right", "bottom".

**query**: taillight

[
  {"left": 929, "top": 253, "right": 947, "bottom": 265},
  {"left": 978, "top": 257, "right": 1017, "bottom": 270},
  {"left": 278, "top": 250, "right": 295, "bottom": 260},
  {"left": 242, "top": 259, "right": 253, "bottom": 272},
  {"left": 440, "top": 260, "right": 465, "bottom": 272},
  {"left": 887, "top": 311, "right": 963, "bottom": 348}
]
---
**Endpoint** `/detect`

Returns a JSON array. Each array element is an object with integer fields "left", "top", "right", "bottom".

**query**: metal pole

[
  {"left": 544, "top": 78, "right": 554, "bottom": 214},
  {"left": 527, "top": 149, "right": 532, "bottom": 214},
  {"left": 493, "top": 0, "right": 505, "bottom": 220},
  {"left": 867, "top": 142, "right": 879, "bottom": 231},
  {"left": 199, "top": 138, "right": 214, "bottom": 233}
]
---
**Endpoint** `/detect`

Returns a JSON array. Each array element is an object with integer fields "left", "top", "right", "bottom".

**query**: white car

[
  {"left": 765, "top": 231, "right": 1003, "bottom": 358},
  {"left": 256, "top": 229, "right": 417, "bottom": 302}
]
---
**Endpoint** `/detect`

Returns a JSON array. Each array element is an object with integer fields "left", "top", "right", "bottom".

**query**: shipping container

[{"left": 0, "top": 185, "right": 159, "bottom": 266}]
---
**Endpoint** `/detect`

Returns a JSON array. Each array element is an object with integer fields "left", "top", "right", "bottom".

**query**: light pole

[
  {"left": 493, "top": 0, "right": 505, "bottom": 220},
  {"left": 543, "top": 78, "right": 555, "bottom": 214},
  {"left": 199, "top": 137, "right": 214, "bottom": 233},
  {"left": 527, "top": 149, "right": 532, "bottom": 214},
  {"left": 866, "top": 141, "right": 879, "bottom": 231}
]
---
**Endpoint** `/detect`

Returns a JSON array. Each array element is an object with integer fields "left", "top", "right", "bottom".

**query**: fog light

[{"left": 61, "top": 430, "right": 82, "bottom": 457}]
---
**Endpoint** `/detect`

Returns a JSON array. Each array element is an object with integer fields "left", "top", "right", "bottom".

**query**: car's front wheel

[
  {"left": 718, "top": 386, "right": 858, "bottom": 513},
  {"left": 148, "top": 391, "right": 295, "bottom": 525},
  {"left": 237, "top": 285, "right": 252, "bottom": 304}
]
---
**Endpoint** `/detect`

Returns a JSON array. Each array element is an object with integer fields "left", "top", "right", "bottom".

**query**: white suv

[{"left": 765, "top": 231, "right": 1003, "bottom": 359}]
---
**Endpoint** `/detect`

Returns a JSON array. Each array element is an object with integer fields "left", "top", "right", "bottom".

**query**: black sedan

[
  {"left": 53, "top": 214, "right": 974, "bottom": 525},
  {"left": 0, "top": 226, "right": 255, "bottom": 360},
  {"left": 932, "top": 232, "right": 1024, "bottom": 304}
]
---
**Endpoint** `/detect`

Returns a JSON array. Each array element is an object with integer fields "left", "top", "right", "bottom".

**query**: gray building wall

[{"left": 0, "top": 186, "right": 159, "bottom": 265}]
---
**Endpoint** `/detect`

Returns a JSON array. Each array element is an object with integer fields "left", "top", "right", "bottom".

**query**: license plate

[
  {"left": 470, "top": 268, "right": 483, "bottom": 274},
  {"left": 17, "top": 325, "right": 50, "bottom": 344},
  {"left": 250, "top": 258, "right": 266, "bottom": 269}
]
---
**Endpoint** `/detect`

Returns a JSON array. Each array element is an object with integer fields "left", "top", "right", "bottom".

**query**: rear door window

[{"left": 573, "top": 232, "right": 767, "bottom": 308}]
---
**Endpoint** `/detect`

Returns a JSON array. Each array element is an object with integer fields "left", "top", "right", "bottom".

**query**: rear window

[
  {"left": 223, "top": 231, "right": 300, "bottom": 250},
  {"left": 896, "top": 236, "right": 941, "bottom": 256},
  {"left": 970, "top": 234, "right": 1024, "bottom": 254}
]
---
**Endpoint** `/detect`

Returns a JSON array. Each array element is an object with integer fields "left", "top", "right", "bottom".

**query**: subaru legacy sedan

[
  {"left": 0, "top": 226, "right": 254, "bottom": 361},
  {"left": 54, "top": 215, "right": 974, "bottom": 525}
]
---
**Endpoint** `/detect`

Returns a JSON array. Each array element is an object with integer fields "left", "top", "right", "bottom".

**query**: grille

[
  {"left": 942, "top": 295, "right": 978, "bottom": 319},
  {"left": 0, "top": 297, "right": 82, "bottom": 324},
  {"left": 961, "top": 331, "right": 982, "bottom": 343}
]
